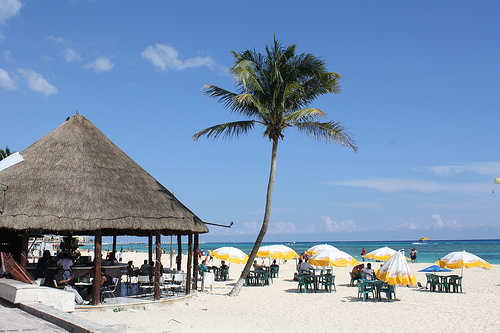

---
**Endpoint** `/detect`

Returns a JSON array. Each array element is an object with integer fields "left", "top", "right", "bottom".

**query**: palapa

[{"left": 0, "top": 114, "right": 208, "bottom": 236}]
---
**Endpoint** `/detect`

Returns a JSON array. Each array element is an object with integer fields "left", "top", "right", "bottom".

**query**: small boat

[{"left": 413, "top": 237, "right": 429, "bottom": 244}]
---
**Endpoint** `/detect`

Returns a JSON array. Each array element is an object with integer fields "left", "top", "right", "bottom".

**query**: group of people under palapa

[{"left": 34, "top": 250, "right": 116, "bottom": 305}]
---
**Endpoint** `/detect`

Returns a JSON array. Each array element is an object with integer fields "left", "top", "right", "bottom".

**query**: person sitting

[
  {"left": 126, "top": 260, "right": 134, "bottom": 272},
  {"left": 56, "top": 253, "right": 73, "bottom": 279},
  {"left": 53, "top": 266, "right": 87, "bottom": 305},
  {"left": 299, "top": 259, "right": 312, "bottom": 272},
  {"left": 362, "top": 263, "right": 374, "bottom": 280},
  {"left": 140, "top": 259, "right": 150, "bottom": 275},
  {"left": 36, "top": 250, "right": 52, "bottom": 278},
  {"left": 270, "top": 260, "right": 279, "bottom": 268},
  {"left": 351, "top": 263, "right": 364, "bottom": 283},
  {"left": 253, "top": 260, "right": 263, "bottom": 270},
  {"left": 199, "top": 260, "right": 209, "bottom": 274},
  {"left": 217, "top": 260, "right": 229, "bottom": 280}
]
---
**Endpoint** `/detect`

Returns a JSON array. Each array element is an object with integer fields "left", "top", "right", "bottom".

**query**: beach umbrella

[
  {"left": 436, "top": 251, "right": 492, "bottom": 271},
  {"left": 418, "top": 264, "right": 452, "bottom": 273},
  {"left": 376, "top": 251, "right": 417, "bottom": 286},
  {"left": 308, "top": 249, "right": 360, "bottom": 267},
  {"left": 305, "top": 244, "right": 338, "bottom": 255},
  {"left": 210, "top": 247, "right": 248, "bottom": 264},
  {"left": 363, "top": 246, "right": 407, "bottom": 261},
  {"left": 257, "top": 244, "right": 298, "bottom": 260}
]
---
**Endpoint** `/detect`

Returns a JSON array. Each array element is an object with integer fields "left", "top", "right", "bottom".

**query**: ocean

[{"left": 83, "top": 239, "right": 500, "bottom": 265}]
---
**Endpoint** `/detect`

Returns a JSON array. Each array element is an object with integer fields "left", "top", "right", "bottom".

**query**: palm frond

[
  {"left": 293, "top": 121, "right": 357, "bottom": 151},
  {"left": 192, "top": 121, "right": 255, "bottom": 141},
  {"left": 284, "top": 108, "right": 326, "bottom": 123}
]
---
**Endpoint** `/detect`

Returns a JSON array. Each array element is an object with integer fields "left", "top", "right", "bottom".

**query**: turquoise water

[{"left": 84, "top": 239, "right": 500, "bottom": 265}]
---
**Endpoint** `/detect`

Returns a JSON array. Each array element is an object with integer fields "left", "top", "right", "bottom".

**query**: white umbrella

[
  {"left": 308, "top": 249, "right": 359, "bottom": 267},
  {"left": 363, "top": 246, "right": 409, "bottom": 261},
  {"left": 436, "top": 250, "right": 492, "bottom": 276},
  {"left": 305, "top": 244, "right": 338, "bottom": 255},
  {"left": 257, "top": 244, "right": 298, "bottom": 260},
  {"left": 210, "top": 247, "right": 248, "bottom": 264},
  {"left": 376, "top": 251, "right": 417, "bottom": 286}
]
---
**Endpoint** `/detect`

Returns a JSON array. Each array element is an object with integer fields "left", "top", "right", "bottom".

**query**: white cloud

[
  {"left": 18, "top": 69, "right": 57, "bottom": 96},
  {"left": 46, "top": 35, "right": 68, "bottom": 44},
  {"left": 3, "top": 50, "right": 14, "bottom": 63},
  {"left": 0, "top": 68, "right": 15, "bottom": 90},
  {"left": 141, "top": 43, "right": 222, "bottom": 71},
  {"left": 419, "top": 162, "right": 500, "bottom": 177},
  {"left": 332, "top": 178, "right": 490, "bottom": 194},
  {"left": 333, "top": 178, "right": 444, "bottom": 193},
  {"left": 65, "top": 47, "right": 81, "bottom": 63},
  {"left": 432, "top": 213, "right": 461, "bottom": 230},
  {"left": 321, "top": 216, "right": 364, "bottom": 232},
  {"left": 388, "top": 222, "right": 421, "bottom": 231},
  {"left": 0, "top": 0, "right": 22, "bottom": 25},
  {"left": 86, "top": 56, "right": 114, "bottom": 72},
  {"left": 268, "top": 221, "right": 300, "bottom": 234}
]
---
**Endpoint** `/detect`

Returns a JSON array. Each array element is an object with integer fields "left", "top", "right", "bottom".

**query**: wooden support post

[
  {"left": 186, "top": 232, "right": 192, "bottom": 295},
  {"left": 193, "top": 233, "right": 199, "bottom": 291},
  {"left": 92, "top": 230, "right": 102, "bottom": 306},
  {"left": 148, "top": 234, "right": 153, "bottom": 266},
  {"left": 177, "top": 233, "right": 182, "bottom": 271},
  {"left": 169, "top": 235, "right": 173, "bottom": 269},
  {"left": 20, "top": 230, "right": 29, "bottom": 268},
  {"left": 112, "top": 235, "right": 117, "bottom": 254},
  {"left": 154, "top": 231, "right": 161, "bottom": 301}
]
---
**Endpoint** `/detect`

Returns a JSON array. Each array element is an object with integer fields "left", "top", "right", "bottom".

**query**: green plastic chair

[
  {"left": 219, "top": 268, "right": 229, "bottom": 281},
  {"left": 448, "top": 276, "right": 463, "bottom": 293},
  {"left": 270, "top": 266, "right": 279, "bottom": 278},
  {"left": 357, "top": 280, "right": 374, "bottom": 302},
  {"left": 379, "top": 283, "right": 396, "bottom": 301},
  {"left": 297, "top": 274, "right": 314, "bottom": 293},
  {"left": 320, "top": 274, "right": 336, "bottom": 293},
  {"left": 427, "top": 274, "right": 442, "bottom": 292}
]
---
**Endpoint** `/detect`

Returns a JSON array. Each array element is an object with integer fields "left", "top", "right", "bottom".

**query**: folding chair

[{"left": 102, "top": 277, "right": 119, "bottom": 303}]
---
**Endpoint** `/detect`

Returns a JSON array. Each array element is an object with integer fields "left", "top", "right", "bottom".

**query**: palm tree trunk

[{"left": 228, "top": 138, "right": 278, "bottom": 296}]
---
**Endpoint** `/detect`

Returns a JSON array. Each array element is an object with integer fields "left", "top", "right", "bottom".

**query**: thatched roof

[{"left": 0, "top": 114, "right": 208, "bottom": 236}]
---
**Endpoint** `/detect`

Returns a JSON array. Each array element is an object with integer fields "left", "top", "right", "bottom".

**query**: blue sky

[{"left": 1, "top": 1, "right": 499, "bottom": 242}]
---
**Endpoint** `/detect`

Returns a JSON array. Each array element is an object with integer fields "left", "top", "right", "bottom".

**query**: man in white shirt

[
  {"left": 362, "top": 263, "right": 374, "bottom": 280},
  {"left": 57, "top": 253, "right": 73, "bottom": 279}
]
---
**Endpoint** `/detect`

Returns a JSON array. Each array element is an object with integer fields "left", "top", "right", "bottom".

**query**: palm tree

[
  {"left": 193, "top": 38, "right": 357, "bottom": 296},
  {"left": 0, "top": 146, "right": 11, "bottom": 160}
]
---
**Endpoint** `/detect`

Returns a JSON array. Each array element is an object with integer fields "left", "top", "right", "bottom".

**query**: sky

[{"left": 1, "top": 1, "right": 500, "bottom": 243}]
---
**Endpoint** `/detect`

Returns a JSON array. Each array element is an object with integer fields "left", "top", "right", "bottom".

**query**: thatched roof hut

[{"left": 0, "top": 114, "right": 208, "bottom": 236}]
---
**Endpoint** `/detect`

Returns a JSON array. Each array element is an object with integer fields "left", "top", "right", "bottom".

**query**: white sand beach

[{"left": 75, "top": 252, "right": 500, "bottom": 332}]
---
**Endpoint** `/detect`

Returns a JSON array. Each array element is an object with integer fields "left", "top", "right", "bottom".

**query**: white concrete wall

[{"left": 0, "top": 279, "right": 74, "bottom": 312}]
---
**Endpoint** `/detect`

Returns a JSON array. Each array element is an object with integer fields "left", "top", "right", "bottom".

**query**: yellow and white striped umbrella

[
  {"left": 308, "top": 249, "right": 359, "bottom": 267},
  {"left": 437, "top": 251, "right": 492, "bottom": 270},
  {"left": 376, "top": 251, "right": 417, "bottom": 286},
  {"left": 363, "top": 246, "right": 399, "bottom": 261},
  {"left": 210, "top": 247, "right": 248, "bottom": 264},
  {"left": 305, "top": 244, "right": 338, "bottom": 255},
  {"left": 257, "top": 244, "right": 298, "bottom": 260}
]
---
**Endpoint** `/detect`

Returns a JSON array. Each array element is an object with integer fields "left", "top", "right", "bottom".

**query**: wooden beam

[
  {"left": 186, "top": 232, "right": 192, "bottom": 295},
  {"left": 176, "top": 233, "right": 182, "bottom": 271},
  {"left": 20, "top": 230, "right": 29, "bottom": 268},
  {"left": 92, "top": 230, "right": 102, "bottom": 306},
  {"left": 193, "top": 233, "right": 199, "bottom": 291},
  {"left": 148, "top": 234, "right": 153, "bottom": 267},
  {"left": 154, "top": 231, "right": 161, "bottom": 301}
]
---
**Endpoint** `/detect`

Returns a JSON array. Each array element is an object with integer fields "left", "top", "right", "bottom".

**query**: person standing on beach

[{"left": 361, "top": 248, "right": 366, "bottom": 261}]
